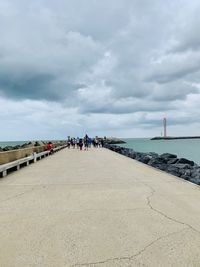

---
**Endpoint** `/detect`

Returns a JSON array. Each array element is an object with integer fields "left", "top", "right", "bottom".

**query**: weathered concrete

[
  {"left": 0, "top": 146, "right": 45, "bottom": 165},
  {"left": 0, "top": 148, "right": 200, "bottom": 266}
]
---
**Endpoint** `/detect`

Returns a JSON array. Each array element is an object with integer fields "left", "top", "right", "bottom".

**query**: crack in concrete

[
  {"left": 71, "top": 181, "right": 200, "bottom": 267},
  {"left": 141, "top": 182, "right": 200, "bottom": 235},
  {"left": 70, "top": 228, "right": 188, "bottom": 267}
]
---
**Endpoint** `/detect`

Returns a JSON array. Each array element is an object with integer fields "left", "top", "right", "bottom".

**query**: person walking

[
  {"left": 79, "top": 138, "right": 83, "bottom": 151},
  {"left": 76, "top": 137, "right": 80, "bottom": 149},
  {"left": 84, "top": 134, "right": 89, "bottom": 151}
]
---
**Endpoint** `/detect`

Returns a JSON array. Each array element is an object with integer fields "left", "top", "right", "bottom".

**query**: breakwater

[
  {"left": 104, "top": 144, "right": 200, "bottom": 186},
  {"left": 151, "top": 136, "right": 200, "bottom": 140}
]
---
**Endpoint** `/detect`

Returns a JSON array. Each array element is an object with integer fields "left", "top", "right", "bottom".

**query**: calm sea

[{"left": 121, "top": 138, "right": 200, "bottom": 165}]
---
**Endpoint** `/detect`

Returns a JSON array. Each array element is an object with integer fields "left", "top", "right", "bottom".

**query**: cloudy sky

[{"left": 1, "top": 0, "right": 200, "bottom": 140}]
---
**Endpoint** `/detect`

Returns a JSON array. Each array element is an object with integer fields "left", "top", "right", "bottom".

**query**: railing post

[
  {"left": 33, "top": 153, "right": 37, "bottom": 163},
  {"left": 2, "top": 170, "right": 7, "bottom": 177}
]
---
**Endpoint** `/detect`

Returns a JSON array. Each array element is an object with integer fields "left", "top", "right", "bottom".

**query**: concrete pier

[{"left": 0, "top": 148, "right": 200, "bottom": 266}]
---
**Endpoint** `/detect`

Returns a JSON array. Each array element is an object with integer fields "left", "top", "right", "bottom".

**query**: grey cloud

[
  {"left": 149, "top": 81, "right": 199, "bottom": 102},
  {"left": 1, "top": 0, "right": 200, "bottom": 138}
]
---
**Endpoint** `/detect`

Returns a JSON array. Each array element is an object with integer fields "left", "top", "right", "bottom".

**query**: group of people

[
  {"left": 67, "top": 135, "right": 104, "bottom": 150},
  {"left": 46, "top": 135, "right": 105, "bottom": 153}
]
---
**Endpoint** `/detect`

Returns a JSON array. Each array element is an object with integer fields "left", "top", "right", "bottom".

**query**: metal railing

[{"left": 0, "top": 144, "right": 68, "bottom": 178}]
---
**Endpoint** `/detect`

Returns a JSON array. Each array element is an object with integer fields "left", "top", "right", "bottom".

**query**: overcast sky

[{"left": 1, "top": 0, "right": 200, "bottom": 140}]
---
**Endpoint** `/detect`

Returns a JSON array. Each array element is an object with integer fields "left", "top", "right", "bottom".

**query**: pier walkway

[{"left": 0, "top": 148, "right": 200, "bottom": 266}]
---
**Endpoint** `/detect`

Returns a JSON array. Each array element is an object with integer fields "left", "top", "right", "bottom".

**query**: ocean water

[
  {"left": 121, "top": 138, "right": 200, "bottom": 165},
  {"left": 0, "top": 141, "right": 27, "bottom": 148}
]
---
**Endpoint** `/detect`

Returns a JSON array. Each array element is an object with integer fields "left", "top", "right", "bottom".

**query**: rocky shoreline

[{"left": 104, "top": 144, "right": 200, "bottom": 186}]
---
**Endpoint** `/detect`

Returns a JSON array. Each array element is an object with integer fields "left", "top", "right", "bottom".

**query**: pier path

[{"left": 1, "top": 148, "right": 200, "bottom": 266}]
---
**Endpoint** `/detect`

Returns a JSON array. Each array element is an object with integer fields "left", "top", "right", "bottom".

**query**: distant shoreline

[{"left": 151, "top": 136, "right": 200, "bottom": 140}]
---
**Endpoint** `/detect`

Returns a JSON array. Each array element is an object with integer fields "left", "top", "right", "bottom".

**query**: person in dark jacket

[{"left": 79, "top": 138, "right": 83, "bottom": 151}]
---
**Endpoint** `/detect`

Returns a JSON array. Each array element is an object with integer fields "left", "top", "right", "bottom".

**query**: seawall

[{"left": 0, "top": 140, "right": 67, "bottom": 165}]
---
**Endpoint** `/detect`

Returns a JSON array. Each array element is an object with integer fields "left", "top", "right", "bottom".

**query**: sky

[{"left": 1, "top": 0, "right": 200, "bottom": 140}]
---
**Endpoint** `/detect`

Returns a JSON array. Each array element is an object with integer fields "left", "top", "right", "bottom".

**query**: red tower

[{"left": 163, "top": 118, "right": 167, "bottom": 138}]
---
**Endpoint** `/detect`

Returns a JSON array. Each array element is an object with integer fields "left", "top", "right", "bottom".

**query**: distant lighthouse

[{"left": 163, "top": 118, "right": 167, "bottom": 138}]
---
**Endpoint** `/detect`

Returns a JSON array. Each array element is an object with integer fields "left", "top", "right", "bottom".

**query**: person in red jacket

[{"left": 47, "top": 142, "right": 53, "bottom": 154}]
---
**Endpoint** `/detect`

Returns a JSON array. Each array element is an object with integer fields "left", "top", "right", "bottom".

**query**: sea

[{"left": 120, "top": 138, "right": 200, "bottom": 165}]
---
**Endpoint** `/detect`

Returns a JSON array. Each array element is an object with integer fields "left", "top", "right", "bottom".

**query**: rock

[
  {"left": 190, "top": 168, "right": 200, "bottom": 178},
  {"left": 167, "top": 158, "right": 178, "bottom": 164},
  {"left": 154, "top": 164, "right": 168, "bottom": 171},
  {"left": 129, "top": 152, "right": 137, "bottom": 159},
  {"left": 149, "top": 152, "right": 159, "bottom": 157},
  {"left": 174, "top": 163, "right": 192, "bottom": 169},
  {"left": 105, "top": 137, "right": 126, "bottom": 144},
  {"left": 139, "top": 155, "right": 151, "bottom": 164},
  {"left": 189, "top": 177, "right": 200, "bottom": 185},
  {"left": 165, "top": 165, "right": 181, "bottom": 177},
  {"left": 34, "top": 141, "right": 44, "bottom": 147},
  {"left": 179, "top": 169, "right": 191, "bottom": 180},
  {"left": 134, "top": 152, "right": 152, "bottom": 164},
  {"left": 148, "top": 157, "right": 167, "bottom": 167},
  {"left": 13, "top": 145, "right": 22, "bottom": 150},
  {"left": 176, "top": 158, "right": 194, "bottom": 166},
  {"left": 160, "top": 153, "right": 177, "bottom": 159},
  {"left": 3, "top": 146, "right": 13, "bottom": 151}
]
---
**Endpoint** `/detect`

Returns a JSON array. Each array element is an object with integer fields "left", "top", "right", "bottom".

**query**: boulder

[
  {"left": 13, "top": 145, "right": 22, "bottom": 150},
  {"left": 167, "top": 158, "right": 178, "bottom": 164},
  {"left": 3, "top": 146, "right": 13, "bottom": 151},
  {"left": 148, "top": 157, "right": 167, "bottom": 167},
  {"left": 160, "top": 153, "right": 177, "bottom": 159},
  {"left": 149, "top": 152, "right": 159, "bottom": 157},
  {"left": 174, "top": 163, "right": 192, "bottom": 169},
  {"left": 176, "top": 158, "right": 194, "bottom": 166},
  {"left": 135, "top": 152, "right": 150, "bottom": 164},
  {"left": 165, "top": 165, "right": 181, "bottom": 177}
]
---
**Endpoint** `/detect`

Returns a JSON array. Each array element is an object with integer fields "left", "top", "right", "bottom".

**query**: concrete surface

[{"left": 0, "top": 148, "right": 200, "bottom": 266}]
